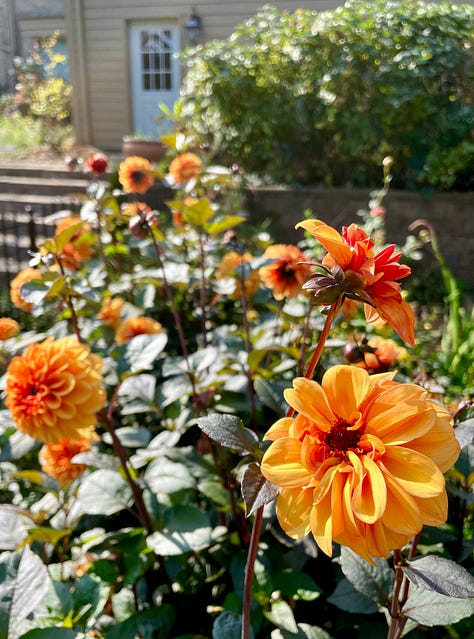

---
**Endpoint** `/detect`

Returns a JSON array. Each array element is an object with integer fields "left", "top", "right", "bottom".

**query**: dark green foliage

[{"left": 180, "top": 1, "right": 474, "bottom": 189}]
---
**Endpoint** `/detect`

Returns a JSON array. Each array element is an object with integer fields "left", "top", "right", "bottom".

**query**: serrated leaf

[
  {"left": 76, "top": 469, "right": 133, "bottom": 515},
  {"left": 183, "top": 199, "right": 215, "bottom": 226},
  {"left": 402, "top": 555, "right": 474, "bottom": 598},
  {"left": 241, "top": 462, "right": 279, "bottom": 516},
  {"left": 6, "top": 546, "right": 50, "bottom": 639},
  {"left": 327, "top": 577, "right": 378, "bottom": 615},
  {"left": 264, "top": 600, "right": 298, "bottom": 634},
  {"left": 123, "top": 333, "right": 168, "bottom": 373},
  {"left": 194, "top": 414, "right": 259, "bottom": 455},
  {"left": 339, "top": 546, "right": 393, "bottom": 607},
  {"left": 146, "top": 506, "right": 213, "bottom": 556},
  {"left": 401, "top": 585, "right": 474, "bottom": 626}
]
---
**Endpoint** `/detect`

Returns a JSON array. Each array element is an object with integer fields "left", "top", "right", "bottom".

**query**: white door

[{"left": 129, "top": 22, "right": 180, "bottom": 137}]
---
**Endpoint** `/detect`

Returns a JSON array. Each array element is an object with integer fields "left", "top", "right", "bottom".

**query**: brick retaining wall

[{"left": 246, "top": 187, "right": 474, "bottom": 289}]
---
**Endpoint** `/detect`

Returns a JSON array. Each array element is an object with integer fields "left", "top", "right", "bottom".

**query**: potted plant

[{"left": 121, "top": 134, "right": 168, "bottom": 162}]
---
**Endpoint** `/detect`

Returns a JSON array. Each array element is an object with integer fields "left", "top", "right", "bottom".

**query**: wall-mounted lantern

[{"left": 184, "top": 7, "right": 202, "bottom": 46}]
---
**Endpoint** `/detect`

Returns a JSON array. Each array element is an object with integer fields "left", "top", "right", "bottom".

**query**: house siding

[{"left": 66, "top": 1, "right": 345, "bottom": 150}]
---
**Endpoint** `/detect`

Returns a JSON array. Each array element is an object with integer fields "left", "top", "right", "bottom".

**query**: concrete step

[{"left": 0, "top": 175, "right": 96, "bottom": 197}]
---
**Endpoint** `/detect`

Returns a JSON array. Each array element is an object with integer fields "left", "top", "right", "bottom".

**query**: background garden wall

[{"left": 246, "top": 187, "right": 474, "bottom": 289}]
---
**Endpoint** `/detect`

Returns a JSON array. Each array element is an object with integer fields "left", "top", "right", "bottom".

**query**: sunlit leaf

[
  {"left": 241, "top": 462, "right": 279, "bottom": 516},
  {"left": 194, "top": 414, "right": 259, "bottom": 455},
  {"left": 402, "top": 555, "right": 474, "bottom": 598}
]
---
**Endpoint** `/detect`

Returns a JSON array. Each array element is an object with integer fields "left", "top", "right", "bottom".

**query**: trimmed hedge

[{"left": 180, "top": 1, "right": 474, "bottom": 190}]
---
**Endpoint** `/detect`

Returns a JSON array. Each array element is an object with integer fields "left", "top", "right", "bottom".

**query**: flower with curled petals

[
  {"left": 118, "top": 156, "right": 155, "bottom": 194},
  {"left": 115, "top": 316, "right": 163, "bottom": 345},
  {"left": 40, "top": 437, "right": 92, "bottom": 487},
  {"left": 259, "top": 244, "right": 313, "bottom": 300},
  {"left": 97, "top": 296, "right": 126, "bottom": 329},
  {"left": 260, "top": 365, "right": 460, "bottom": 561},
  {"left": 10, "top": 268, "right": 41, "bottom": 312},
  {"left": 5, "top": 337, "right": 106, "bottom": 444},
  {"left": 297, "top": 219, "right": 415, "bottom": 345},
  {"left": 168, "top": 153, "right": 202, "bottom": 185}
]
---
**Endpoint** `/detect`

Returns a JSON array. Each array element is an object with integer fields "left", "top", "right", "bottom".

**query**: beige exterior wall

[{"left": 65, "top": 1, "right": 346, "bottom": 150}]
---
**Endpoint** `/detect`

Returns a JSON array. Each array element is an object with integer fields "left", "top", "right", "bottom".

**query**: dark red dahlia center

[{"left": 325, "top": 423, "right": 360, "bottom": 455}]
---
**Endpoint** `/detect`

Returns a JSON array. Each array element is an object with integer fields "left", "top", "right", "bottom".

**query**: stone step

[
  {"left": 0, "top": 162, "right": 92, "bottom": 181},
  {"left": 0, "top": 175, "right": 96, "bottom": 197}
]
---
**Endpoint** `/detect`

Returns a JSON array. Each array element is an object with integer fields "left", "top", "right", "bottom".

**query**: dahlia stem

[
  {"left": 199, "top": 229, "right": 209, "bottom": 347},
  {"left": 241, "top": 505, "right": 263, "bottom": 639},
  {"left": 104, "top": 388, "right": 153, "bottom": 534},
  {"left": 56, "top": 258, "right": 83, "bottom": 343},
  {"left": 297, "top": 297, "right": 314, "bottom": 376},
  {"left": 239, "top": 259, "right": 258, "bottom": 430}
]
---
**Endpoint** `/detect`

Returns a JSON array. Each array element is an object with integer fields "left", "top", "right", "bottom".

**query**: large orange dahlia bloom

[
  {"left": 168, "top": 152, "right": 202, "bottom": 185},
  {"left": 40, "top": 437, "right": 91, "bottom": 487},
  {"left": 259, "top": 244, "right": 313, "bottom": 300},
  {"left": 5, "top": 337, "right": 106, "bottom": 444},
  {"left": 260, "top": 365, "right": 460, "bottom": 561},
  {"left": 297, "top": 220, "right": 415, "bottom": 345},
  {"left": 118, "top": 156, "right": 155, "bottom": 194}
]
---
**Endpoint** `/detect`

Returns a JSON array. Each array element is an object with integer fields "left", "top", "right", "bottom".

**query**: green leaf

[
  {"left": 0, "top": 546, "right": 50, "bottom": 639},
  {"left": 194, "top": 414, "right": 259, "bottom": 455},
  {"left": 25, "top": 527, "right": 72, "bottom": 547},
  {"left": 0, "top": 506, "right": 33, "bottom": 550},
  {"left": 212, "top": 611, "right": 247, "bottom": 639},
  {"left": 102, "top": 426, "right": 151, "bottom": 448},
  {"left": 402, "top": 555, "right": 474, "bottom": 598},
  {"left": 339, "top": 546, "right": 393, "bottom": 607},
  {"left": 264, "top": 599, "right": 298, "bottom": 634},
  {"left": 123, "top": 333, "right": 168, "bottom": 373},
  {"left": 183, "top": 198, "right": 215, "bottom": 226},
  {"left": 272, "top": 569, "right": 322, "bottom": 602},
  {"left": 271, "top": 624, "right": 332, "bottom": 639},
  {"left": 144, "top": 457, "right": 196, "bottom": 494},
  {"left": 206, "top": 215, "right": 247, "bottom": 234},
  {"left": 401, "top": 585, "right": 474, "bottom": 626},
  {"left": 254, "top": 377, "right": 288, "bottom": 414},
  {"left": 241, "top": 462, "right": 279, "bottom": 516},
  {"left": 53, "top": 222, "right": 83, "bottom": 253},
  {"left": 327, "top": 577, "right": 378, "bottom": 615},
  {"left": 19, "top": 630, "right": 81, "bottom": 639},
  {"left": 76, "top": 469, "right": 133, "bottom": 515},
  {"left": 146, "top": 506, "right": 213, "bottom": 555}
]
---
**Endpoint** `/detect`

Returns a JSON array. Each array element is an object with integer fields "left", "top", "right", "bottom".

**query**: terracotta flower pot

[{"left": 121, "top": 137, "right": 167, "bottom": 162}]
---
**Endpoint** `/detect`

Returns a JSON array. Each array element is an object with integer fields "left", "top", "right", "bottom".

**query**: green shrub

[{"left": 180, "top": 0, "right": 474, "bottom": 190}]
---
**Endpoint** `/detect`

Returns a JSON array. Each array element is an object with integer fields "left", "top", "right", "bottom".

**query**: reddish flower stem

[
  {"left": 242, "top": 298, "right": 341, "bottom": 638},
  {"left": 387, "top": 535, "right": 419, "bottom": 639},
  {"left": 239, "top": 260, "right": 258, "bottom": 430},
  {"left": 199, "top": 229, "right": 209, "bottom": 347},
  {"left": 56, "top": 258, "right": 83, "bottom": 343}
]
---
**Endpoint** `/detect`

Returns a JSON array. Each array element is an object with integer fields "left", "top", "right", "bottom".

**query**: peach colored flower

[
  {"left": 354, "top": 336, "right": 408, "bottom": 373},
  {"left": 5, "top": 337, "right": 106, "bottom": 444},
  {"left": 261, "top": 365, "right": 460, "bottom": 561},
  {"left": 0, "top": 318, "right": 20, "bottom": 340},
  {"left": 168, "top": 153, "right": 202, "bottom": 185},
  {"left": 118, "top": 156, "right": 155, "bottom": 194},
  {"left": 259, "top": 244, "right": 313, "bottom": 300},
  {"left": 115, "top": 316, "right": 163, "bottom": 345},
  {"left": 97, "top": 297, "right": 125, "bottom": 329},
  {"left": 215, "top": 251, "right": 260, "bottom": 299},
  {"left": 55, "top": 215, "right": 94, "bottom": 270},
  {"left": 10, "top": 268, "right": 41, "bottom": 312},
  {"left": 40, "top": 437, "right": 91, "bottom": 487},
  {"left": 297, "top": 219, "right": 415, "bottom": 345},
  {"left": 120, "top": 201, "right": 152, "bottom": 217}
]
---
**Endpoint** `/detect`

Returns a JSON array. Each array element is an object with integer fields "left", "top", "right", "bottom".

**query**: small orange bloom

[
  {"left": 259, "top": 244, "right": 313, "bottom": 300},
  {"left": 0, "top": 317, "right": 20, "bottom": 340},
  {"left": 297, "top": 219, "right": 415, "bottom": 345},
  {"left": 120, "top": 201, "right": 152, "bottom": 217},
  {"left": 168, "top": 153, "right": 202, "bottom": 185},
  {"left": 356, "top": 336, "right": 407, "bottom": 372},
  {"left": 55, "top": 215, "right": 94, "bottom": 270},
  {"left": 40, "top": 437, "right": 91, "bottom": 487},
  {"left": 215, "top": 251, "right": 260, "bottom": 299},
  {"left": 115, "top": 316, "right": 163, "bottom": 345},
  {"left": 261, "top": 365, "right": 460, "bottom": 561},
  {"left": 10, "top": 268, "right": 41, "bottom": 312},
  {"left": 118, "top": 156, "right": 155, "bottom": 194},
  {"left": 5, "top": 336, "right": 106, "bottom": 444},
  {"left": 98, "top": 297, "right": 126, "bottom": 329}
]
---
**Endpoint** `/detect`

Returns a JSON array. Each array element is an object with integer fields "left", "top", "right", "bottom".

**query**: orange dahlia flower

[
  {"left": 168, "top": 153, "right": 202, "bottom": 185},
  {"left": 259, "top": 244, "right": 313, "bottom": 300},
  {"left": 0, "top": 317, "right": 20, "bottom": 340},
  {"left": 297, "top": 220, "right": 415, "bottom": 345},
  {"left": 5, "top": 336, "right": 106, "bottom": 444},
  {"left": 120, "top": 201, "right": 152, "bottom": 217},
  {"left": 40, "top": 437, "right": 91, "bottom": 487},
  {"left": 118, "top": 156, "right": 155, "bottom": 194},
  {"left": 260, "top": 365, "right": 460, "bottom": 561},
  {"left": 10, "top": 268, "right": 41, "bottom": 312},
  {"left": 354, "top": 336, "right": 408, "bottom": 373},
  {"left": 97, "top": 296, "right": 125, "bottom": 329},
  {"left": 215, "top": 251, "right": 261, "bottom": 299},
  {"left": 115, "top": 316, "right": 163, "bottom": 345}
]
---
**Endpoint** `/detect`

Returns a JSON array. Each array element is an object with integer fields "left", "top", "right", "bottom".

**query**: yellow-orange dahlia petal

[
  {"left": 260, "top": 438, "right": 313, "bottom": 488},
  {"left": 350, "top": 453, "right": 387, "bottom": 524},
  {"left": 0, "top": 318, "right": 20, "bottom": 340},
  {"left": 309, "top": 488, "right": 333, "bottom": 556},
  {"left": 416, "top": 490, "right": 448, "bottom": 527},
  {"left": 408, "top": 402, "right": 460, "bottom": 473},
  {"left": 322, "top": 365, "right": 370, "bottom": 420},
  {"left": 263, "top": 417, "right": 293, "bottom": 441},
  {"left": 284, "top": 377, "right": 334, "bottom": 430},
  {"left": 382, "top": 447, "right": 445, "bottom": 498},
  {"left": 276, "top": 487, "right": 313, "bottom": 538},
  {"left": 296, "top": 219, "right": 354, "bottom": 269},
  {"left": 381, "top": 473, "right": 423, "bottom": 535}
]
